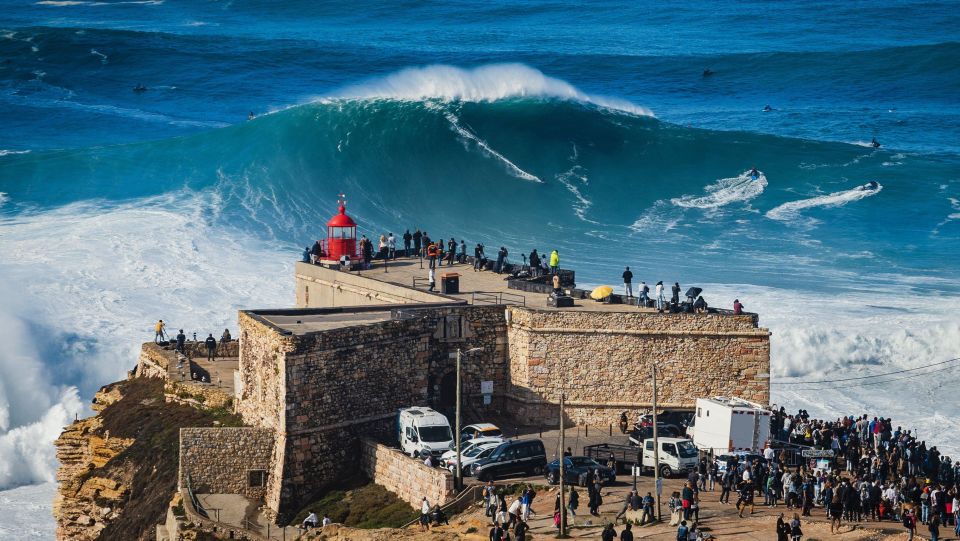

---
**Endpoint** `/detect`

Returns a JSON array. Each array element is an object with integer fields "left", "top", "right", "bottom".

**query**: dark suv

[{"left": 472, "top": 439, "right": 547, "bottom": 481}]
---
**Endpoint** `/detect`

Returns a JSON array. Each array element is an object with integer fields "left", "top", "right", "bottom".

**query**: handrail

[
  {"left": 412, "top": 277, "right": 430, "bottom": 289},
  {"left": 400, "top": 484, "right": 486, "bottom": 528},
  {"left": 498, "top": 291, "right": 526, "bottom": 306},
  {"left": 471, "top": 292, "right": 500, "bottom": 305}
]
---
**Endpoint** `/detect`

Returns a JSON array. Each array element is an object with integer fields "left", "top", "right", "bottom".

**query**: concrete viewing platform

[{"left": 296, "top": 257, "right": 741, "bottom": 316}]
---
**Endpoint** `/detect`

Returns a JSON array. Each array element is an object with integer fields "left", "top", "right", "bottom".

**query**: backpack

[{"left": 903, "top": 514, "right": 913, "bottom": 528}]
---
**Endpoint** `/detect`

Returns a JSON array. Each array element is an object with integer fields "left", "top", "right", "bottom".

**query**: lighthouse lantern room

[{"left": 322, "top": 194, "right": 357, "bottom": 265}]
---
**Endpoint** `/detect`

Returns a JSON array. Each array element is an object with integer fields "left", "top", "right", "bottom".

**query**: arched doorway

[{"left": 435, "top": 371, "right": 457, "bottom": 415}]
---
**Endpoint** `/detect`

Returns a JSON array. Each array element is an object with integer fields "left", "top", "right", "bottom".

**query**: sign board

[
  {"left": 800, "top": 449, "right": 835, "bottom": 458},
  {"left": 480, "top": 380, "right": 494, "bottom": 394},
  {"left": 483, "top": 394, "right": 491, "bottom": 406},
  {"left": 656, "top": 478, "right": 663, "bottom": 496}
]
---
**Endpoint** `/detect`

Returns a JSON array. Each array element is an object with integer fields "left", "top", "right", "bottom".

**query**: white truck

[
  {"left": 687, "top": 396, "right": 771, "bottom": 455},
  {"left": 640, "top": 437, "right": 699, "bottom": 478},
  {"left": 397, "top": 407, "right": 454, "bottom": 458}
]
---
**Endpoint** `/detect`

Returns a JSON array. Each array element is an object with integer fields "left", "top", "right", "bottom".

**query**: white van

[
  {"left": 398, "top": 407, "right": 454, "bottom": 458},
  {"left": 687, "top": 396, "right": 771, "bottom": 455},
  {"left": 640, "top": 437, "right": 699, "bottom": 478}
]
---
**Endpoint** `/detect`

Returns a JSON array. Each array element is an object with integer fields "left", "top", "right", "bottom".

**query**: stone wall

[
  {"left": 294, "top": 261, "right": 452, "bottom": 308},
  {"left": 505, "top": 307, "right": 770, "bottom": 426},
  {"left": 359, "top": 439, "right": 454, "bottom": 509},
  {"left": 178, "top": 427, "right": 275, "bottom": 500}
]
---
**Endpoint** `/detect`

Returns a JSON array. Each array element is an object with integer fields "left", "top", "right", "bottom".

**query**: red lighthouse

[{"left": 323, "top": 194, "right": 357, "bottom": 264}]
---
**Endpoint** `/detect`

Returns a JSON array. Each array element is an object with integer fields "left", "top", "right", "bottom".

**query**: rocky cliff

[{"left": 53, "top": 377, "right": 242, "bottom": 541}]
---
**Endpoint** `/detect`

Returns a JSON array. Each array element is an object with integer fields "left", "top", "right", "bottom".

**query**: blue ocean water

[{"left": 0, "top": 1, "right": 959, "bottom": 530}]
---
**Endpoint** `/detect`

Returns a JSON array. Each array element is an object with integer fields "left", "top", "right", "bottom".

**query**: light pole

[
  {"left": 455, "top": 347, "right": 483, "bottom": 491},
  {"left": 651, "top": 364, "right": 661, "bottom": 521}
]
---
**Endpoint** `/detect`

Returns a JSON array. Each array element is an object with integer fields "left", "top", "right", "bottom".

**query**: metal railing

[
  {"left": 470, "top": 291, "right": 525, "bottom": 306},
  {"left": 412, "top": 277, "right": 431, "bottom": 289}
]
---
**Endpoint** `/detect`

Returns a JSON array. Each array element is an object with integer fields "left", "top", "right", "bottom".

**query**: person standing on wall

[
  {"left": 549, "top": 249, "right": 560, "bottom": 274},
  {"left": 204, "top": 333, "right": 217, "bottom": 362},
  {"left": 638, "top": 282, "right": 649, "bottom": 307},
  {"left": 529, "top": 249, "right": 541, "bottom": 277},
  {"left": 387, "top": 232, "right": 396, "bottom": 259},
  {"left": 656, "top": 280, "right": 666, "bottom": 312},
  {"left": 427, "top": 242, "right": 438, "bottom": 269},
  {"left": 154, "top": 319, "right": 166, "bottom": 343},
  {"left": 672, "top": 282, "right": 681, "bottom": 306},
  {"left": 175, "top": 329, "right": 186, "bottom": 353},
  {"left": 413, "top": 229, "right": 422, "bottom": 257},
  {"left": 622, "top": 267, "right": 633, "bottom": 297},
  {"left": 459, "top": 239, "right": 467, "bottom": 263}
]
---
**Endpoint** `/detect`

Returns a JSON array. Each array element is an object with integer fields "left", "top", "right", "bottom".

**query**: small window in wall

[{"left": 248, "top": 470, "right": 267, "bottom": 488}]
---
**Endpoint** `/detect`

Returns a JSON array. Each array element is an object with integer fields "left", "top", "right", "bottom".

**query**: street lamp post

[{"left": 455, "top": 347, "right": 483, "bottom": 491}]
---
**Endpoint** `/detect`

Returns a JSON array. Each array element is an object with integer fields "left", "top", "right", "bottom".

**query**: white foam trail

[
  {"left": 671, "top": 170, "right": 768, "bottom": 209},
  {"left": 444, "top": 112, "right": 542, "bottom": 182},
  {"left": 555, "top": 165, "right": 595, "bottom": 222},
  {"left": 90, "top": 48, "right": 108, "bottom": 64},
  {"left": 766, "top": 182, "right": 882, "bottom": 221},
  {"left": 0, "top": 150, "right": 31, "bottom": 157},
  {"left": 332, "top": 63, "right": 654, "bottom": 117}
]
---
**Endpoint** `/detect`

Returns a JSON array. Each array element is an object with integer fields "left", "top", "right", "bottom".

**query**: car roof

[
  {"left": 464, "top": 423, "right": 500, "bottom": 431},
  {"left": 466, "top": 436, "right": 504, "bottom": 446}
]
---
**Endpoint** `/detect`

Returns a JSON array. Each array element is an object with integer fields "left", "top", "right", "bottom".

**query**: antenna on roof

[{"left": 338, "top": 193, "right": 347, "bottom": 206}]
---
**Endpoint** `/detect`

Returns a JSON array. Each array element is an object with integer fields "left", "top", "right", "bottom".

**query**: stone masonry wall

[
  {"left": 359, "top": 439, "right": 454, "bottom": 510},
  {"left": 179, "top": 427, "right": 274, "bottom": 500},
  {"left": 505, "top": 307, "right": 770, "bottom": 426}
]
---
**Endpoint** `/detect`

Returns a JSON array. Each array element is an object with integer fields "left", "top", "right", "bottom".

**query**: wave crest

[{"left": 330, "top": 63, "right": 654, "bottom": 116}]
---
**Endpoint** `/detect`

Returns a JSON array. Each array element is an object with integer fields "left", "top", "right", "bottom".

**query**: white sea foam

[
  {"left": 765, "top": 182, "right": 882, "bottom": 222},
  {"left": 0, "top": 150, "right": 31, "bottom": 157},
  {"left": 90, "top": 48, "right": 108, "bottom": 64},
  {"left": 555, "top": 166, "right": 594, "bottom": 222},
  {"left": 693, "top": 282, "right": 960, "bottom": 456},
  {"left": 0, "top": 193, "right": 7, "bottom": 206},
  {"left": 671, "top": 170, "right": 768, "bottom": 209},
  {"left": 444, "top": 112, "right": 542, "bottom": 182},
  {"left": 0, "top": 482, "right": 56, "bottom": 539},
  {"left": 0, "top": 191, "right": 293, "bottom": 494},
  {"left": 332, "top": 63, "right": 654, "bottom": 117}
]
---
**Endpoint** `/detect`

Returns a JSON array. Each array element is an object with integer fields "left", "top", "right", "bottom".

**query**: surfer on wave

[
  {"left": 870, "top": 137, "right": 881, "bottom": 148},
  {"left": 749, "top": 167, "right": 760, "bottom": 180},
  {"left": 862, "top": 180, "right": 879, "bottom": 191}
]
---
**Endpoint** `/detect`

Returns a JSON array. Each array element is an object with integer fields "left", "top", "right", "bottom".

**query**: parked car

[
  {"left": 716, "top": 452, "right": 765, "bottom": 474},
  {"left": 628, "top": 424, "right": 680, "bottom": 445},
  {"left": 640, "top": 438, "right": 699, "bottom": 478},
  {"left": 545, "top": 456, "right": 616, "bottom": 485},
  {"left": 635, "top": 411, "right": 693, "bottom": 436},
  {"left": 442, "top": 442, "right": 501, "bottom": 475},
  {"left": 472, "top": 439, "right": 546, "bottom": 481},
  {"left": 459, "top": 423, "right": 503, "bottom": 443},
  {"left": 439, "top": 437, "right": 504, "bottom": 463}
]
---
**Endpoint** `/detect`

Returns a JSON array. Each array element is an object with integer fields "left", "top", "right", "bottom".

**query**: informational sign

[
  {"left": 480, "top": 380, "right": 494, "bottom": 394},
  {"left": 800, "top": 449, "right": 835, "bottom": 458},
  {"left": 483, "top": 394, "right": 491, "bottom": 405}
]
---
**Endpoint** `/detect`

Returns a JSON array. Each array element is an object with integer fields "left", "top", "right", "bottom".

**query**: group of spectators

[
  {"left": 697, "top": 408, "right": 960, "bottom": 540},
  {"left": 483, "top": 482, "right": 534, "bottom": 541},
  {"left": 152, "top": 319, "right": 232, "bottom": 362}
]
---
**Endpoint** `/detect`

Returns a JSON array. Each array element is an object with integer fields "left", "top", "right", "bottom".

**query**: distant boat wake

[
  {"left": 766, "top": 182, "right": 883, "bottom": 221},
  {"left": 671, "top": 170, "right": 768, "bottom": 209}
]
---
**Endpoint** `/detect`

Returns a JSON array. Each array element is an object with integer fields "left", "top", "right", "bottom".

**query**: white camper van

[
  {"left": 397, "top": 407, "right": 454, "bottom": 458},
  {"left": 640, "top": 437, "right": 699, "bottom": 478},
  {"left": 688, "top": 397, "right": 771, "bottom": 455}
]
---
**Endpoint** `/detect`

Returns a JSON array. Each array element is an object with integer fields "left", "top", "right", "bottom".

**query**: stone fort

[{"left": 159, "top": 255, "right": 770, "bottom": 524}]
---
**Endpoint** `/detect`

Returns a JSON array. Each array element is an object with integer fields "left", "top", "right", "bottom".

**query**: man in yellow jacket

[
  {"left": 549, "top": 250, "right": 560, "bottom": 275},
  {"left": 154, "top": 319, "right": 166, "bottom": 343}
]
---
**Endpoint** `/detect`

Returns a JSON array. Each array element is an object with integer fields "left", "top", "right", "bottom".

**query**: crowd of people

[{"left": 483, "top": 481, "right": 535, "bottom": 541}]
